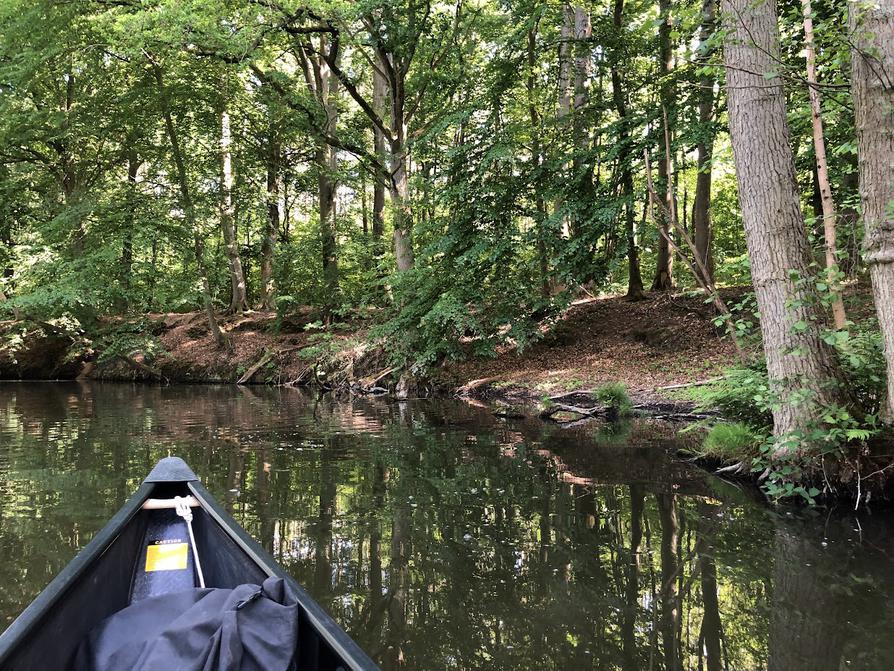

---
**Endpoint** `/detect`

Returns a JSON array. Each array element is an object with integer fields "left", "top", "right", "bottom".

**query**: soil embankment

[{"left": 0, "top": 291, "right": 750, "bottom": 420}]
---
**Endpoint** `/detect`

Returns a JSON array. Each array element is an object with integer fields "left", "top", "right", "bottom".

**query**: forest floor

[{"left": 442, "top": 289, "right": 746, "bottom": 409}]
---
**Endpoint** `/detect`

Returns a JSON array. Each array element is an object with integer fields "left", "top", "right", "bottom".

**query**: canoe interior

[{"left": 0, "top": 477, "right": 369, "bottom": 670}]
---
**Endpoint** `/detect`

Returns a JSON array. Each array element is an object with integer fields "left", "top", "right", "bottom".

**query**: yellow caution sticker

[{"left": 145, "top": 542, "right": 189, "bottom": 572}]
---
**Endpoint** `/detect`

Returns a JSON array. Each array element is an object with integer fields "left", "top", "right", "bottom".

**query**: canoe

[{"left": 0, "top": 457, "right": 379, "bottom": 670}]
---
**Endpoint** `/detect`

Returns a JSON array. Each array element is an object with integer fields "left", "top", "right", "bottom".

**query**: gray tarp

[{"left": 71, "top": 578, "right": 299, "bottom": 671}]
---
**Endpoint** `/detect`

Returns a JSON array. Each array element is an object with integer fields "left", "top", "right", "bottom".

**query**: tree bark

[
  {"left": 259, "top": 128, "right": 278, "bottom": 311},
  {"left": 372, "top": 61, "right": 387, "bottom": 245},
  {"left": 318, "top": 40, "right": 340, "bottom": 303},
  {"left": 692, "top": 0, "right": 717, "bottom": 282},
  {"left": 390, "top": 134, "right": 415, "bottom": 273},
  {"left": 219, "top": 105, "right": 248, "bottom": 313},
  {"left": 121, "top": 149, "right": 140, "bottom": 304},
  {"left": 151, "top": 62, "right": 226, "bottom": 348},
  {"left": 722, "top": 0, "right": 849, "bottom": 443},
  {"left": 611, "top": 0, "right": 645, "bottom": 300},
  {"left": 849, "top": 0, "right": 894, "bottom": 422},
  {"left": 528, "top": 23, "right": 550, "bottom": 299},
  {"left": 803, "top": 0, "right": 847, "bottom": 330},
  {"left": 651, "top": 0, "right": 676, "bottom": 291}
]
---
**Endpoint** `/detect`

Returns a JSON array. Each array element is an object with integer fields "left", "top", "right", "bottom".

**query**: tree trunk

[
  {"left": 151, "top": 62, "right": 226, "bottom": 348},
  {"left": 692, "top": 0, "right": 716, "bottom": 282},
  {"left": 372, "top": 61, "right": 387, "bottom": 245},
  {"left": 722, "top": 0, "right": 849, "bottom": 443},
  {"left": 849, "top": 0, "right": 894, "bottom": 423},
  {"left": 121, "top": 149, "right": 140, "bottom": 304},
  {"left": 390, "top": 135, "right": 415, "bottom": 272},
  {"left": 803, "top": 0, "right": 847, "bottom": 330},
  {"left": 651, "top": 0, "right": 675, "bottom": 291},
  {"left": 219, "top": 106, "right": 248, "bottom": 313},
  {"left": 318, "top": 43, "right": 340, "bottom": 303},
  {"left": 259, "top": 129, "right": 278, "bottom": 310},
  {"left": 528, "top": 24, "right": 550, "bottom": 299},
  {"left": 611, "top": 0, "right": 645, "bottom": 300}
]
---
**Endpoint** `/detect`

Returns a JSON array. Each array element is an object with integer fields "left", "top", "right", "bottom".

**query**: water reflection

[{"left": 1, "top": 381, "right": 893, "bottom": 669}]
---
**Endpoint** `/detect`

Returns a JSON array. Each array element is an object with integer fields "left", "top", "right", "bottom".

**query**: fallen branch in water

[{"left": 540, "top": 403, "right": 607, "bottom": 420}]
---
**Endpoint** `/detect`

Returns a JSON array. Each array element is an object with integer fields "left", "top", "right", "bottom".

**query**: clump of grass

[
  {"left": 694, "top": 422, "right": 762, "bottom": 462},
  {"left": 592, "top": 382, "right": 633, "bottom": 416}
]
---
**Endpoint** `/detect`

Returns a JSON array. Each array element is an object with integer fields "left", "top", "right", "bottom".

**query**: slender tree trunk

[
  {"left": 722, "top": 0, "right": 849, "bottom": 443},
  {"left": 259, "top": 129, "right": 278, "bottom": 310},
  {"left": 151, "top": 62, "right": 226, "bottom": 348},
  {"left": 652, "top": 0, "right": 675, "bottom": 291},
  {"left": 849, "top": 0, "right": 894, "bottom": 423},
  {"left": 528, "top": 24, "right": 550, "bottom": 298},
  {"left": 611, "top": 0, "right": 645, "bottom": 300},
  {"left": 372, "top": 62, "right": 387, "bottom": 245},
  {"left": 570, "top": 6, "right": 591, "bottom": 239},
  {"left": 121, "top": 149, "right": 140, "bottom": 304},
  {"left": 219, "top": 105, "right": 248, "bottom": 313},
  {"left": 318, "top": 44, "right": 340, "bottom": 302},
  {"left": 692, "top": 0, "right": 717, "bottom": 282},
  {"left": 803, "top": 0, "right": 847, "bottom": 330}
]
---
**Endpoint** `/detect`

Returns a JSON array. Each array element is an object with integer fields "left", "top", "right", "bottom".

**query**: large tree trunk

[
  {"left": 219, "top": 106, "right": 248, "bottom": 313},
  {"left": 722, "top": 0, "right": 849, "bottom": 443},
  {"left": 151, "top": 63, "right": 226, "bottom": 348},
  {"left": 651, "top": 0, "right": 675, "bottom": 291},
  {"left": 390, "top": 129, "right": 415, "bottom": 272},
  {"left": 259, "top": 128, "right": 278, "bottom": 310},
  {"left": 611, "top": 0, "right": 645, "bottom": 300},
  {"left": 692, "top": 0, "right": 716, "bottom": 282},
  {"left": 803, "top": 0, "right": 847, "bottom": 330},
  {"left": 850, "top": 0, "right": 894, "bottom": 423}
]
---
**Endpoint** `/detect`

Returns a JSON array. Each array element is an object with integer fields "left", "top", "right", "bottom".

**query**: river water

[{"left": 0, "top": 381, "right": 892, "bottom": 670}]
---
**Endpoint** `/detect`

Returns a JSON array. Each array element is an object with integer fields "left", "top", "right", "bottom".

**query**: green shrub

[{"left": 593, "top": 382, "right": 632, "bottom": 416}]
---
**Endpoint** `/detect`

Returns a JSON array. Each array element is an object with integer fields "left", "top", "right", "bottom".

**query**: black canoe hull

[{"left": 0, "top": 458, "right": 378, "bottom": 670}]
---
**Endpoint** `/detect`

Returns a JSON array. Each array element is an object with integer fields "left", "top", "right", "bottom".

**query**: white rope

[{"left": 174, "top": 495, "right": 205, "bottom": 588}]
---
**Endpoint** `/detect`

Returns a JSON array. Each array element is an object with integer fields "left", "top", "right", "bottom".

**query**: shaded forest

[{"left": 0, "top": 0, "right": 893, "bottom": 497}]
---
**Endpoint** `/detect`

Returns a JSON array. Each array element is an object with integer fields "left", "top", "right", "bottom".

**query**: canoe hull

[{"left": 0, "top": 458, "right": 378, "bottom": 671}]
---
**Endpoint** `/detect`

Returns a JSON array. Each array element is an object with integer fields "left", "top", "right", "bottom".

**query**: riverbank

[{"left": 0, "top": 290, "right": 747, "bottom": 403}]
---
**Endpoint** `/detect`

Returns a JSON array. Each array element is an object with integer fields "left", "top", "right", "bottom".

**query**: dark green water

[{"left": 0, "top": 382, "right": 892, "bottom": 670}]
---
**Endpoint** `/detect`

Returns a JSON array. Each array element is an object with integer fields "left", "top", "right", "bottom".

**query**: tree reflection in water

[{"left": 2, "top": 382, "right": 894, "bottom": 669}]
